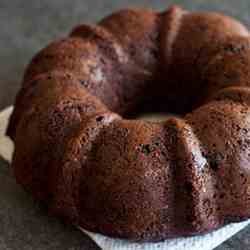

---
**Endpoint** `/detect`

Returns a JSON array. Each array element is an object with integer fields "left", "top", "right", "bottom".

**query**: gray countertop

[{"left": 1, "top": 0, "right": 250, "bottom": 249}]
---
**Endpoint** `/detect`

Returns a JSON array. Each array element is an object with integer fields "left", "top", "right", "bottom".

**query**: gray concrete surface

[{"left": 1, "top": 0, "right": 250, "bottom": 249}]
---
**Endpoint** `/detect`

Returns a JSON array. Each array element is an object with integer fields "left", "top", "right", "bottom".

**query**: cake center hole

[
  {"left": 123, "top": 94, "right": 189, "bottom": 121},
  {"left": 135, "top": 112, "right": 175, "bottom": 122}
]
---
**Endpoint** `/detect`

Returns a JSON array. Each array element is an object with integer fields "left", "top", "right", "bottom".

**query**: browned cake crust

[{"left": 6, "top": 5, "right": 250, "bottom": 241}]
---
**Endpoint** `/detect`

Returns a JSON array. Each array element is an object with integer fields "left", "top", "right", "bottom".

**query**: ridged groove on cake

[
  {"left": 211, "top": 86, "right": 250, "bottom": 105},
  {"left": 76, "top": 119, "right": 176, "bottom": 240},
  {"left": 160, "top": 8, "right": 250, "bottom": 112},
  {"left": 201, "top": 36, "right": 250, "bottom": 100},
  {"left": 99, "top": 8, "right": 160, "bottom": 70},
  {"left": 70, "top": 24, "right": 129, "bottom": 64},
  {"left": 160, "top": 5, "right": 186, "bottom": 67},
  {"left": 50, "top": 111, "right": 121, "bottom": 223},
  {"left": 166, "top": 117, "right": 219, "bottom": 235},
  {"left": 11, "top": 71, "right": 110, "bottom": 200},
  {"left": 186, "top": 99, "right": 250, "bottom": 223}
]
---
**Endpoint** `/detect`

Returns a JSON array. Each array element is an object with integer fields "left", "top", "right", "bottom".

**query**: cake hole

[
  {"left": 136, "top": 112, "right": 173, "bottom": 122},
  {"left": 122, "top": 93, "right": 188, "bottom": 121}
]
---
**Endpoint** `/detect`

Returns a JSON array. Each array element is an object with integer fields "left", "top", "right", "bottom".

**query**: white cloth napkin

[{"left": 0, "top": 106, "right": 249, "bottom": 250}]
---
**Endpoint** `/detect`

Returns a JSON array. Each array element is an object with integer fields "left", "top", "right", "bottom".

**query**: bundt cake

[{"left": 6, "top": 5, "right": 250, "bottom": 242}]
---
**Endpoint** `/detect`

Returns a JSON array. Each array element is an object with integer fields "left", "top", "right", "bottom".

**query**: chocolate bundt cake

[{"left": 7, "top": 5, "right": 250, "bottom": 241}]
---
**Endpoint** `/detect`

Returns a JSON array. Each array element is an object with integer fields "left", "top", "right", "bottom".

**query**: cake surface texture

[{"left": 7, "top": 5, "right": 250, "bottom": 242}]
